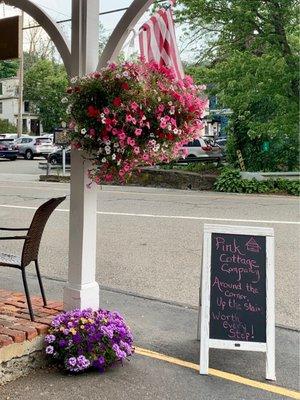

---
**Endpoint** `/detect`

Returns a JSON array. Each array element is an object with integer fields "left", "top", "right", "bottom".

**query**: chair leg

[
  {"left": 35, "top": 260, "right": 47, "bottom": 307},
  {"left": 21, "top": 269, "right": 34, "bottom": 321}
]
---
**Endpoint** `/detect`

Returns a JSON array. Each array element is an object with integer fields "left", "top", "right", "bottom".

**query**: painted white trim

[
  {"left": 209, "top": 339, "right": 266, "bottom": 352},
  {"left": 266, "top": 235, "right": 276, "bottom": 380},
  {"left": 199, "top": 230, "right": 211, "bottom": 374},
  {"left": 204, "top": 224, "right": 274, "bottom": 236},
  {"left": 199, "top": 224, "right": 276, "bottom": 380},
  {"left": 197, "top": 243, "right": 204, "bottom": 341}
]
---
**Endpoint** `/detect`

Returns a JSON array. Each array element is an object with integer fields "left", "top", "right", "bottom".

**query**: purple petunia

[
  {"left": 45, "top": 334, "right": 56, "bottom": 343},
  {"left": 45, "top": 345, "right": 54, "bottom": 354},
  {"left": 58, "top": 339, "right": 68, "bottom": 348},
  {"left": 67, "top": 357, "right": 77, "bottom": 367},
  {"left": 45, "top": 308, "right": 134, "bottom": 373}
]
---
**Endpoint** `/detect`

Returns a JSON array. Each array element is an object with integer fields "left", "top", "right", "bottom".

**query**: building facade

[
  {"left": 203, "top": 96, "right": 232, "bottom": 139},
  {"left": 0, "top": 76, "right": 40, "bottom": 134}
]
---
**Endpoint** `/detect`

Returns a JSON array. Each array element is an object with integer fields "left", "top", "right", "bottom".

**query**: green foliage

[
  {"left": 180, "top": 162, "right": 221, "bottom": 173},
  {"left": 214, "top": 168, "right": 300, "bottom": 195},
  {"left": 180, "top": 0, "right": 299, "bottom": 171},
  {"left": 0, "top": 118, "right": 17, "bottom": 133},
  {"left": 213, "top": 168, "right": 243, "bottom": 193},
  {"left": 24, "top": 59, "right": 68, "bottom": 132},
  {"left": 0, "top": 60, "right": 19, "bottom": 79}
]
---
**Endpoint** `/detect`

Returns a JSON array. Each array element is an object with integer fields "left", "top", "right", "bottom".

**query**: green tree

[
  {"left": 24, "top": 59, "right": 68, "bottom": 132},
  {"left": 0, "top": 60, "right": 19, "bottom": 79},
  {"left": 0, "top": 118, "right": 17, "bottom": 133},
  {"left": 179, "top": 0, "right": 299, "bottom": 171}
]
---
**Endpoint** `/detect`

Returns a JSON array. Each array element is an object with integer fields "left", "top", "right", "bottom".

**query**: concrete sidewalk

[{"left": 0, "top": 271, "right": 299, "bottom": 400}]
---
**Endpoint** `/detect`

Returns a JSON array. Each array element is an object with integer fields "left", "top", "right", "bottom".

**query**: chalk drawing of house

[{"left": 245, "top": 237, "right": 261, "bottom": 252}]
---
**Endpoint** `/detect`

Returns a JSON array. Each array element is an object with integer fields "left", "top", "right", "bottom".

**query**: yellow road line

[{"left": 135, "top": 346, "right": 300, "bottom": 400}]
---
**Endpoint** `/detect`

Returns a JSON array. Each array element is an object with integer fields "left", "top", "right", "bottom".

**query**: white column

[{"left": 63, "top": 0, "right": 100, "bottom": 310}]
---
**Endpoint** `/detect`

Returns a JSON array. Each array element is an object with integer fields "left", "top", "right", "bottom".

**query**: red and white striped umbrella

[{"left": 139, "top": 1, "right": 184, "bottom": 80}]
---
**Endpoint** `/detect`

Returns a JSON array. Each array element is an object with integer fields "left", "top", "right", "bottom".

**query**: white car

[
  {"left": 179, "top": 138, "right": 223, "bottom": 162},
  {"left": 14, "top": 136, "right": 56, "bottom": 160},
  {"left": 0, "top": 133, "right": 18, "bottom": 139}
]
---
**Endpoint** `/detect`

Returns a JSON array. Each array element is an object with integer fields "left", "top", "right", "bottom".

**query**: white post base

[{"left": 63, "top": 282, "right": 99, "bottom": 311}]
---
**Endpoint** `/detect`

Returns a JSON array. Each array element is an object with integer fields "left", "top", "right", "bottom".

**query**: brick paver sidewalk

[{"left": 0, "top": 289, "right": 62, "bottom": 348}]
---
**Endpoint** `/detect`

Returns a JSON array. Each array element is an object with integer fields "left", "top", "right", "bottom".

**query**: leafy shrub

[
  {"left": 45, "top": 308, "right": 134, "bottom": 373},
  {"left": 0, "top": 118, "right": 17, "bottom": 134},
  {"left": 226, "top": 128, "right": 300, "bottom": 173},
  {"left": 213, "top": 168, "right": 243, "bottom": 193},
  {"left": 214, "top": 168, "right": 299, "bottom": 195}
]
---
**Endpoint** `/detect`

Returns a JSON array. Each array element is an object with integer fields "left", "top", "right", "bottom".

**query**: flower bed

[
  {"left": 45, "top": 308, "right": 133, "bottom": 373},
  {"left": 65, "top": 60, "right": 206, "bottom": 184}
]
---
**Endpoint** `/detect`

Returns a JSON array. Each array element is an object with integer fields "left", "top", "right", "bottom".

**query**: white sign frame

[{"left": 199, "top": 224, "right": 275, "bottom": 381}]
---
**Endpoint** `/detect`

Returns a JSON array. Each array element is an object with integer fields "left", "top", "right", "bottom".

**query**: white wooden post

[{"left": 63, "top": 0, "right": 100, "bottom": 310}]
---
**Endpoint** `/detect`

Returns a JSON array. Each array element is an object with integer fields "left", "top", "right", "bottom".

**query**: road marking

[
  {"left": 0, "top": 204, "right": 299, "bottom": 225},
  {"left": 0, "top": 185, "right": 69, "bottom": 191},
  {"left": 135, "top": 347, "right": 300, "bottom": 399}
]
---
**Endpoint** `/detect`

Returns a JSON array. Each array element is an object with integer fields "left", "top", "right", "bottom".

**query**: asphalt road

[{"left": 0, "top": 159, "right": 299, "bottom": 331}]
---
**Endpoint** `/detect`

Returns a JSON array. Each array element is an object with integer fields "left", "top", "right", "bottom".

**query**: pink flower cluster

[{"left": 66, "top": 60, "right": 207, "bottom": 184}]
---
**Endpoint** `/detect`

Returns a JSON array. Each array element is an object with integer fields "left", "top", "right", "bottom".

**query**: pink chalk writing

[{"left": 245, "top": 237, "right": 261, "bottom": 253}]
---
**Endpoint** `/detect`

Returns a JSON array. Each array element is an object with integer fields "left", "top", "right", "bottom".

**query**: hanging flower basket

[
  {"left": 45, "top": 308, "right": 134, "bottom": 373},
  {"left": 64, "top": 60, "right": 207, "bottom": 184}
]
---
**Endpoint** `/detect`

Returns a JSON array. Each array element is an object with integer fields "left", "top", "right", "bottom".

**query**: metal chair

[{"left": 0, "top": 196, "right": 66, "bottom": 321}]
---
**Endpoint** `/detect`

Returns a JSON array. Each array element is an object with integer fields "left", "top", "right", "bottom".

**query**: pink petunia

[
  {"left": 127, "top": 137, "right": 136, "bottom": 147},
  {"left": 133, "top": 146, "right": 140, "bottom": 154},
  {"left": 118, "top": 132, "right": 126, "bottom": 140},
  {"left": 130, "top": 102, "right": 139, "bottom": 111},
  {"left": 124, "top": 164, "right": 131, "bottom": 172},
  {"left": 160, "top": 119, "right": 167, "bottom": 129},
  {"left": 104, "top": 173, "right": 114, "bottom": 182},
  {"left": 134, "top": 128, "right": 142, "bottom": 136}
]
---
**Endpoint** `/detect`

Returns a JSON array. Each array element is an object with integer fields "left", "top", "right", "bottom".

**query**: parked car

[
  {"left": 215, "top": 137, "right": 227, "bottom": 154},
  {"left": 0, "top": 139, "right": 18, "bottom": 160},
  {"left": 179, "top": 137, "right": 223, "bottom": 162},
  {"left": 42, "top": 133, "right": 54, "bottom": 142},
  {"left": 14, "top": 136, "right": 56, "bottom": 160},
  {"left": 48, "top": 148, "right": 71, "bottom": 165},
  {"left": 0, "top": 133, "right": 18, "bottom": 139}
]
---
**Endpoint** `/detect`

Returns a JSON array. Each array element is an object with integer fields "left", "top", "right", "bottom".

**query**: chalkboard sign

[
  {"left": 199, "top": 224, "right": 275, "bottom": 381},
  {"left": 210, "top": 232, "right": 266, "bottom": 343}
]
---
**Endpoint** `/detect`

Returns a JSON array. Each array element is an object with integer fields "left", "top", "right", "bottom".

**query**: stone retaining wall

[{"left": 40, "top": 168, "right": 218, "bottom": 191}]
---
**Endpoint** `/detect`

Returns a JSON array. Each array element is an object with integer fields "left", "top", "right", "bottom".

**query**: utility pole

[{"left": 17, "top": 11, "right": 24, "bottom": 137}]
